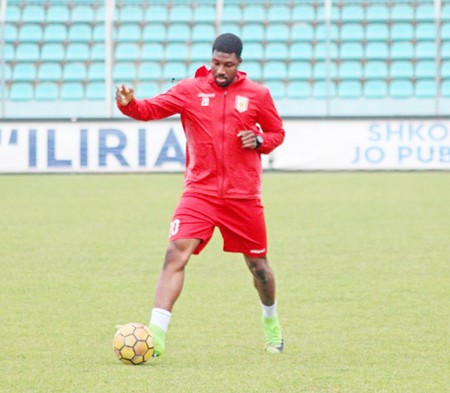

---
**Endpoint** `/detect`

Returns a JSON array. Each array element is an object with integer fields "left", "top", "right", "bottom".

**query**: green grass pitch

[{"left": 0, "top": 172, "right": 449, "bottom": 393}]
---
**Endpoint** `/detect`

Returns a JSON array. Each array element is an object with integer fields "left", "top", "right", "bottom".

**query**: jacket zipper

[{"left": 220, "top": 90, "right": 228, "bottom": 197}]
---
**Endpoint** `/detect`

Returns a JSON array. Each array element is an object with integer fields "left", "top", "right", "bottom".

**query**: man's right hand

[{"left": 115, "top": 84, "right": 134, "bottom": 106}]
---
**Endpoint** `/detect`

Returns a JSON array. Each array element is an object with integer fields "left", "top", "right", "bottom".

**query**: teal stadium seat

[
  {"left": 193, "top": 6, "right": 216, "bottom": 23},
  {"left": 416, "top": 23, "right": 436, "bottom": 41},
  {"left": 415, "top": 80, "right": 436, "bottom": 98},
  {"left": 292, "top": 5, "right": 315, "bottom": 22},
  {"left": 44, "top": 24, "right": 68, "bottom": 43},
  {"left": 95, "top": 6, "right": 106, "bottom": 22},
  {"left": 3, "top": 44, "right": 14, "bottom": 61},
  {"left": 116, "top": 23, "right": 141, "bottom": 42},
  {"left": 221, "top": 23, "right": 241, "bottom": 36},
  {"left": 340, "top": 42, "right": 364, "bottom": 60},
  {"left": 22, "top": 5, "right": 45, "bottom": 22},
  {"left": 263, "top": 61, "right": 287, "bottom": 81},
  {"left": 63, "top": 63, "right": 87, "bottom": 81},
  {"left": 341, "top": 5, "right": 364, "bottom": 22},
  {"left": 244, "top": 62, "right": 263, "bottom": 80},
  {"left": 339, "top": 61, "right": 363, "bottom": 80},
  {"left": 265, "top": 43, "right": 289, "bottom": 61},
  {"left": 340, "top": 23, "right": 364, "bottom": 42},
  {"left": 163, "top": 62, "right": 187, "bottom": 81},
  {"left": 314, "top": 43, "right": 338, "bottom": 60},
  {"left": 416, "top": 41, "right": 435, "bottom": 60},
  {"left": 139, "top": 62, "right": 162, "bottom": 81},
  {"left": 390, "top": 61, "right": 414, "bottom": 79},
  {"left": 141, "top": 43, "right": 164, "bottom": 61},
  {"left": 169, "top": 5, "right": 192, "bottom": 23},
  {"left": 190, "top": 43, "right": 211, "bottom": 62},
  {"left": 18, "top": 24, "right": 43, "bottom": 43},
  {"left": 192, "top": 24, "right": 216, "bottom": 43},
  {"left": 41, "top": 43, "right": 65, "bottom": 62},
  {"left": 38, "top": 63, "right": 62, "bottom": 81},
  {"left": 222, "top": 6, "right": 242, "bottom": 22},
  {"left": 390, "top": 80, "right": 414, "bottom": 98},
  {"left": 119, "top": 5, "right": 143, "bottom": 23},
  {"left": 244, "top": 43, "right": 264, "bottom": 61},
  {"left": 441, "top": 61, "right": 450, "bottom": 78},
  {"left": 442, "top": 4, "right": 450, "bottom": 20},
  {"left": 338, "top": 81, "right": 362, "bottom": 98},
  {"left": 364, "top": 80, "right": 388, "bottom": 98},
  {"left": 72, "top": 5, "right": 95, "bottom": 23},
  {"left": 364, "top": 61, "right": 388, "bottom": 79},
  {"left": 165, "top": 43, "right": 188, "bottom": 61},
  {"left": 242, "top": 23, "right": 265, "bottom": 42},
  {"left": 13, "top": 63, "right": 37, "bottom": 81},
  {"left": 313, "top": 81, "right": 336, "bottom": 98},
  {"left": 391, "top": 4, "right": 414, "bottom": 21},
  {"left": 441, "top": 23, "right": 450, "bottom": 40},
  {"left": 291, "top": 43, "right": 313, "bottom": 61},
  {"left": 441, "top": 80, "right": 450, "bottom": 98},
  {"left": 167, "top": 24, "right": 191, "bottom": 42},
  {"left": 135, "top": 82, "right": 159, "bottom": 99},
  {"left": 291, "top": 24, "right": 314, "bottom": 42},
  {"left": 113, "top": 63, "right": 137, "bottom": 81},
  {"left": 287, "top": 81, "right": 311, "bottom": 99},
  {"left": 243, "top": 5, "right": 266, "bottom": 22},
  {"left": 288, "top": 62, "right": 312, "bottom": 80},
  {"left": 416, "top": 5, "right": 435, "bottom": 21},
  {"left": 3, "top": 64, "right": 11, "bottom": 80},
  {"left": 115, "top": 43, "right": 139, "bottom": 61},
  {"left": 10, "top": 83, "right": 34, "bottom": 101},
  {"left": 66, "top": 43, "right": 90, "bottom": 62},
  {"left": 68, "top": 24, "right": 93, "bottom": 43},
  {"left": 365, "top": 42, "right": 389, "bottom": 60},
  {"left": 142, "top": 24, "right": 166, "bottom": 42},
  {"left": 86, "top": 82, "right": 106, "bottom": 100},
  {"left": 88, "top": 63, "right": 106, "bottom": 81},
  {"left": 441, "top": 42, "right": 450, "bottom": 58},
  {"left": 366, "top": 5, "right": 389, "bottom": 21},
  {"left": 35, "top": 83, "right": 59, "bottom": 101},
  {"left": 366, "top": 23, "right": 389, "bottom": 41},
  {"left": 4, "top": 24, "right": 17, "bottom": 43},
  {"left": 267, "top": 5, "right": 291, "bottom": 22},
  {"left": 416, "top": 61, "right": 436, "bottom": 78},
  {"left": 145, "top": 5, "right": 169, "bottom": 23},
  {"left": 265, "top": 81, "right": 286, "bottom": 99},
  {"left": 313, "top": 61, "right": 338, "bottom": 80},
  {"left": 46, "top": 5, "right": 70, "bottom": 23},
  {"left": 315, "top": 24, "right": 339, "bottom": 41},
  {"left": 91, "top": 44, "right": 105, "bottom": 61},
  {"left": 390, "top": 23, "right": 414, "bottom": 41},
  {"left": 93, "top": 24, "right": 105, "bottom": 42},
  {"left": 390, "top": 41, "right": 414, "bottom": 60},
  {"left": 60, "top": 83, "right": 84, "bottom": 100},
  {"left": 16, "top": 43, "right": 40, "bottom": 62},
  {"left": 266, "top": 24, "right": 290, "bottom": 42},
  {"left": 5, "top": 5, "right": 21, "bottom": 23}
]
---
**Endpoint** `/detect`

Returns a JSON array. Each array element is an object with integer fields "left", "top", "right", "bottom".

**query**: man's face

[{"left": 211, "top": 50, "right": 241, "bottom": 88}]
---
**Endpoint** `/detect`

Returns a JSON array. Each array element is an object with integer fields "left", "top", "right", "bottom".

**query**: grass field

[{"left": 0, "top": 172, "right": 449, "bottom": 393}]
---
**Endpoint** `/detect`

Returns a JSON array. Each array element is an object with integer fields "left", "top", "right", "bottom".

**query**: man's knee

[{"left": 245, "top": 256, "right": 272, "bottom": 283}]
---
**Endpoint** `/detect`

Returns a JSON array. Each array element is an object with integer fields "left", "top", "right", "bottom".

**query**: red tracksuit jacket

[{"left": 118, "top": 66, "right": 285, "bottom": 199}]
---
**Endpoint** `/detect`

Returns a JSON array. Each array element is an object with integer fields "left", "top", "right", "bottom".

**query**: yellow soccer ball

[{"left": 113, "top": 323, "right": 154, "bottom": 365}]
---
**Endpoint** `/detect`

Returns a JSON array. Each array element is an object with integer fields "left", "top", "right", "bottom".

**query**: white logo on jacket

[
  {"left": 235, "top": 96, "right": 249, "bottom": 113},
  {"left": 198, "top": 93, "right": 215, "bottom": 107}
]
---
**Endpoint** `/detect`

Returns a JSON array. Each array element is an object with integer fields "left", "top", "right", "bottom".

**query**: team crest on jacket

[{"left": 235, "top": 96, "right": 249, "bottom": 113}]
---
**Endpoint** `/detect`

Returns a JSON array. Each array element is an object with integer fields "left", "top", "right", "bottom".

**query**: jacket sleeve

[
  {"left": 117, "top": 83, "right": 186, "bottom": 121},
  {"left": 256, "top": 88, "right": 286, "bottom": 154}
]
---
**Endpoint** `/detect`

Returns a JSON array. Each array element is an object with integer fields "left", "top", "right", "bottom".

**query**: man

[{"left": 116, "top": 33, "right": 285, "bottom": 356}]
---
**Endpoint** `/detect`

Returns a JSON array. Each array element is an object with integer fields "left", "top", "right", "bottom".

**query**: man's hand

[
  {"left": 115, "top": 84, "right": 134, "bottom": 106},
  {"left": 237, "top": 131, "right": 258, "bottom": 149}
]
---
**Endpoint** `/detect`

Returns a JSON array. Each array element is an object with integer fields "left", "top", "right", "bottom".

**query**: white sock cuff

[
  {"left": 150, "top": 308, "right": 172, "bottom": 333},
  {"left": 261, "top": 300, "right": 278, "bottom": 318}
]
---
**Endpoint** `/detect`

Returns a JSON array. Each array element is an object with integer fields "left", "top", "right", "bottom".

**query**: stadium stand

[{"left": 0, "top": 0, "right": 449, "bottom": 118}]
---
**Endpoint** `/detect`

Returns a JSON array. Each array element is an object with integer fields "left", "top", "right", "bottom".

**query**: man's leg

[
  {"left": 244, "top": 255, "right": 284, "bottom": 353},
  {"left": 149, "top": 238, "right": 201, "bottom": 356}
]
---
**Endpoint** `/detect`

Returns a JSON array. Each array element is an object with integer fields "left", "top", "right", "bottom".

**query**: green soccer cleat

[
  {"left": 263, "top": 316, "right": 284, "bottom": 354},
  {"left": 149, "top": 324, "right": 166, "bottom": 358}
]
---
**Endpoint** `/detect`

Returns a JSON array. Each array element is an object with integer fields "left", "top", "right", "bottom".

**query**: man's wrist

[{"left": 255, "top": 135, "right": 263, "bottom": 149}]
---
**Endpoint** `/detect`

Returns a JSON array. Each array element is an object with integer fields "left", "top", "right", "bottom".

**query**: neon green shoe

[
  {"left": 149, "top": 324, "right": 166, "bottom": 357},
  {"left": 263, "top": 316, "right": 284, "bottom": 353}
]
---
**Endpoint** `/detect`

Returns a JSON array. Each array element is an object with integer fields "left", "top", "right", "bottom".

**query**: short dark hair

[{"left": 212, "top": 33, "right": 243, "bottom": 59}]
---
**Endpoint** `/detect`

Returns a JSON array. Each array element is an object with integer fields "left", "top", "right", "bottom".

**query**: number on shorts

[{"left": 169, "top": 219, "right": 180, "bottom": 237}]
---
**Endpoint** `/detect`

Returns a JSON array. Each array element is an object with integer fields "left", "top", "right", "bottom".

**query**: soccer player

[{"left": 116, "top": 33, "right": 285, "bottom": 356}]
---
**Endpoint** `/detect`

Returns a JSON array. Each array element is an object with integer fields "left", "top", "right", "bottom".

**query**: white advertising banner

[{"left": 0, "top": 119, "right": 449, "bottom": 173}]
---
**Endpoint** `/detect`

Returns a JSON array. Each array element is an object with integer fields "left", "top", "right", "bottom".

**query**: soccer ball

[{"left": 113, "top": 322, "right": 154, "bottom": 365}]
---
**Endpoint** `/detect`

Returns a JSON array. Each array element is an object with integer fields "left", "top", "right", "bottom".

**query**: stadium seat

[
  {"left": 15, "top": 43, "right": 40, "bottom": 62},
  {"left": 3, "top": 64, "right": 11, "bottom": 80},
  {"left": 141, "top": 43, "right": 164, "bottom": 61},
  {"left": 5, "top": 5, "right": 21, "bottom": 22},
  {"left": 265, "top": 81, "right": 286, "bottom": 99},
  {"left": 220, "top": 23, "right": 241, "bottom": 36},
  {"left": 263, "top": 61, "right": 287, "bottom": 81},
  {"left": 340, "top": 42, "right": 364, "bottom": 60},
  {"left": 364, "top": 42, "right": 389, "bottom": 60},
  {"left": 267, "top": 5, "right": 291, "bottom": 22},
  {"left": 441, "top": 80, "right": 450, "bottom": 97},
  {"left": 91, "top": 44, "right": 105, "bottom": 61},
  {"left": 390, "top": 41, "right": 414, "bottom": 60},
  {"left": 190, "top": 43, "right": 211, "bottom": 62},
  {"left": 167, "top": 24, "right": 191, "bottom": 42},
  {"left": 10, "top": 83, "right": 34, "bottom": 101},
  {"left": 115, "top": 43, "right": 139, "bottom": 61},
  {"left": 222, "top": 5, "right": 242, "bottom": 22},
  {"left": 193, "top": 5, "right": 216, "bottom": 23},
  {"left": 364, "top": 80, "right": 388, "bottom": 98},
  {"left": 441, "top": 42, "right": 450, "bottom": 58},
  {"left": 139, "top": 62, "right": 162, "bottom": 81},
  {"left": 93, "top": 24, "right": 105, "bottom": 41},
  {"left": 366, "top": 5, "right": 389, "bottom": 21},
  {"left": 340, "top": 23, "right": 364, "bottom": 42},
  {"left": 416, "top": 23, "right": 436, "bottom": 41},
  {"left": 63, "top": 63, "right": 87, "bottom": 81},
  {"left": 43, "top": 24, "right": 68, "bottom": 43},
  {"left": 113, "top": 62, "right": 136, "bottom": 81},
  {"left": 315, "top": 24, "right": 339, "bottom": 41},
  {"left": 22, "top": 5, "right": 45, "bottom": 23},
  {"left": 88, "top": 63, "right": 106, "bottom": 81},
  {"left": 142, "top": 24, "right": 166, "bottom": 42},
  {"left": 287, "top": 62, "right": 312, "bottom": 80},
  {"left": 390, "top": 23, "right": 414, "bottom": 41},
  {"left": 38, "top": 63, "right": 63, "bottom": 81},
  {"left": 86, "top": 82, "right": 106, "bottom": 100},
  {"left": 366, "top": 23, "right": 389, "bottom": 41},
  {"left": 3, "top": 44, "right": 14, "bottom": 61},
  {"left": 291, "top": 43, "right": 313, "bottom": 61},
  {"left": 287, "top": 81, "right": 311, "bottom": 99},
  {"left": 243, "top": 5, "right": 267, "bottom": 22},
  {"left": 341, "top": 5, "right": 364, "bottom": 22},
  {"left": 244, "top": 43, "right": 264, "bottom": 61},
  {"left": 441, "top": 23, "right": 450, "bottom": 40},
  {"left": 244, "top": 62, "right": 263, "bottom": 80},
  {"left": 265, "top": 43, "right": 289, "bottom": 61},
  {"left": 68, "top": 24, "right": 93, "bottom": 43},
  {"left": 145, "top": 5, "right": 169, "bottom": 22},
  {"left": 94, "top": 6, "right": 107, "bottom": 22},
  {"left": 314, "top": 43, "right": 338, "bottom": 60},
  {"left": 162, "top": 62, "right": 187, "bottom": 81},
  {"left": 72, "top": 5, "right": 95, "bottom": 23},
  {"left": 135, "top": 82, "right": 159, "bottom": 99},
  {"left": 391, "top": 4, "right": 414, "bottom": 21},
  {"left": 13, "top": 63, "right": 37, "bottom": 82},
  {"left": 41, "top": 43, "right": 65, "bottom": 62},
  {"left": 390, "top": 80, "right": 414, "bottom": 98},
  {"left": 364, "top": 61, "right": 388, "bottom": 79},
  {"left": 291, "top": 24, "right": 314, "bottom": 42},
  {"left": 192, "top": 24, "right": 216, "bottom": 43},
  {"left": 442, "top": 4, "right": 450, "bottom": 20},
  {"left": 66, "top": 43, "right": 90, "bottom": 62},
  {"left": 441, "top": 61, "right": 450, "bottom": 78},
  {"left": 165, "top": 43, "right": 188, "bottom": 61},
  {"left": 35, "top": 83, "right": 59, "bottom": 101},
  {"left": 313, "top": 61, "right": 338, "bottom": 80},
  {"left": 316, "top": 5, "right": 339, "bottom": 21},
  {"left": 415, "top": 79, "right": 436, "bottom": 98},
  {"left": 4, "top": 24, "right": 17, "bottom": 43},
  {"left": 116, "top": 23, "right": 141, "bottom": 43},
  {"left": 338, "top": 80, "right": 362, "bottom": 98},
  {"left": 313, "top": 81, "right": 336, "bottom": 98},
  {"left": 292, "top": 5, "right": 315, "bottom": 21},
  {"left": 46, "top": 5, "right": 70, "bottom": 23},
  {"left": 415, "top": 5, "right": 435, "bottom": 21},
  {"left": 119, "top": 5, "right": 143, "bottom": 23},
  {"left": 415, "top": 61, "right": 436, "bottom": 78},
  {"left": 390, "top": 61, "right": 414, "bottom": 79},
  {"left": 60, "top": 82, "right": 84, "bottom": 100},
  {"left": 266, "top": 24, "right": 290, "bottom": 42},
  {"left": 169, "top": 5, "right": 193, "bottom": 23},
  {"left": 18, "top": 24, "right": 43, "bottom": 43},
  {"left": 416, "top": 41, "right": 436, "bottom": 60},
  {"left": 242, "top": 23, "right": 265, "bottom": 42},
  {"left": 339, "top": 61, "right": 363, "bottom": 80}
]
